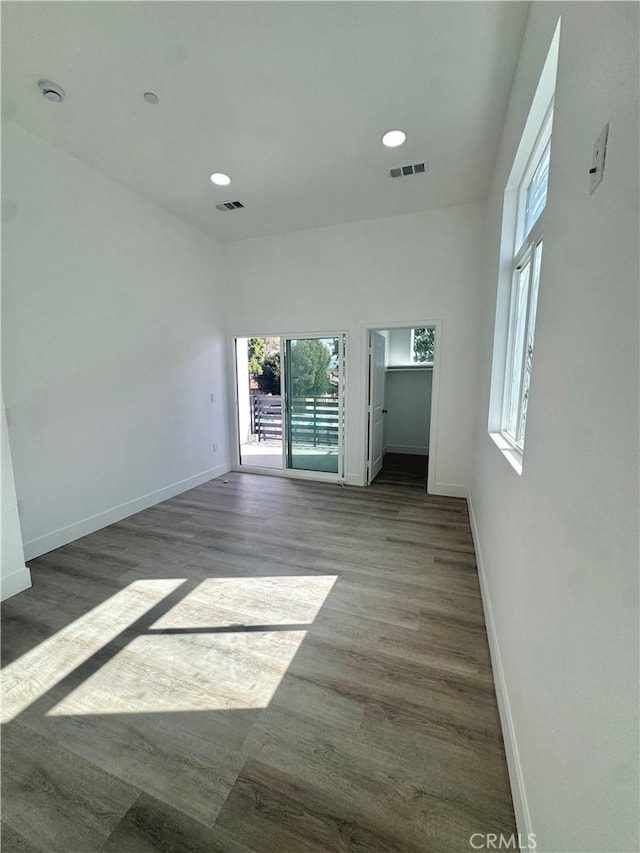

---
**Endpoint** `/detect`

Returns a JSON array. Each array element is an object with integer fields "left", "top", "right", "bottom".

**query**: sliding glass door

[
  {"left": 284, "top": 336, "right": 342, "bottom": 474},
  {"left": 235, "top": 333, "right": 345, "bottom": 479}
]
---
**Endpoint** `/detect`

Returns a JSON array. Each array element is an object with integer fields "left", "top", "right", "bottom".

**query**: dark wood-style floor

[
  {"left": 1, "top": 472, "right": 515, "bottom": 852},
  {"left": 375, "top": 453, "right": 428, "bottom": 490}
]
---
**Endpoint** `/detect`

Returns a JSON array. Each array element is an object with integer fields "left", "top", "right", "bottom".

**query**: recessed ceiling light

[
  {"left": 210, "top": 173, "right": 231, "bottom": 186},
  {"left": 143, "top": 92, "right": 159, "bottom": 105},
  {"left": 382, "top": 129, "right": 406, "bottom": 148}
]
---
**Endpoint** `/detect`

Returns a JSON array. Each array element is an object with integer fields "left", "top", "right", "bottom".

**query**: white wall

[
  {"left": 224, "top": 203, "right": 484, "bottom": 494},
  {"left": 470, "top": 4, "right": 639, "bottom": 852},
  {"left": 2, "top": 121, "right": 231, "bottom": 559},
  {"left": 387, "top": 327, "right": 413, "bottom": 366},
  {"left": 384, "top": 370, "right": 432, "bottom": 455},
  {"left": 1, "top": 400, "right": 31, "bottom": 599}
]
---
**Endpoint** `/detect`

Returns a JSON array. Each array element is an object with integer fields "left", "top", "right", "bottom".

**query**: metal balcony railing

[{"left": 252, "top": 395, "right": 339, "bottom": 447}]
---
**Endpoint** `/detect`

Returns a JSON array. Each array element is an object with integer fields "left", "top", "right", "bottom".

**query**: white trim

[
  {"left": 467, "top": 488, "right": 534, "bottom": 852},
  {"left": 281, "top": 336, "right": 289, "bottom": 467},
  {"left": 502, "top": 227, "right": 544, "bottom": 450},
  {"left": 429, "top": 482, "right": 468, "bottom": 499},
  {"left": 283, "top": 333, "right": 346, "bottom": 480},
  {"left": 513, "top": 216, "right": 544, "bottom": 277},
  {"left": 362, "top": 319, "right": 442, "bottom": 493},
  {"left": 384, "top": 444, "right": 428, "bottom": 456},
  {"left": 22, "top": 464, "right": 231, "bottom": 561},
  {"left": 344, "top": 473, "right": 363, "bottom": 487},
  {"left": 489, "top": 432, "right": 523, "bottom": 476},
  {"left": 386, "top": 365, "right": 433, "bottom": 372},
  {"left": 229, "top": 336, "right": 244, "bottom": 470},
  {"left": 489, "top": 19, "right": 560, "bottom": 446},
  {"left": 505, "top": 20, "right": 560, "bottom": 196},
  {"left": 517, "top": 107, "right": 553, "bottom": 251},
  {"left": 230, "top": 327, "right": 346, "bottom": 341},
  {"left": 1, "top": 566, "right": 32, "bottom": 602},
  {"left": 231, "top": 464, "right": 342, "bottom": 485}
]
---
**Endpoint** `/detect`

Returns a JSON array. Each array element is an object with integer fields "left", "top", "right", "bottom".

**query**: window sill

[
  {"left": 386, "top": 364, "right": 433, "bottom": 371},
  {"left": 489, "top": 432, "right": 523, "bottom": 476}
]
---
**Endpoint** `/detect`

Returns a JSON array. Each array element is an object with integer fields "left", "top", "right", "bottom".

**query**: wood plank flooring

[
  {"left": 1, "top": 472, "right": 515, "bottom": 852},
  {"left": 375, "top": 453, "right": 428, "bottom": 490}
]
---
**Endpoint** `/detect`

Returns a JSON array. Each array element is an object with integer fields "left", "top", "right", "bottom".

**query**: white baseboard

[
  {"left": 344, "top": 473, "right": 365, "bottom": 487},
  {"left": 467, "top": 488, "right": 534, "bottom": 851},
  {"left": 384, "top": 444, "right": 429, "bottom": 456},
  {"left": 1, "top": 566, "right": 32, "bottom": 602},
  {"left": 429, "top": 482, "right": 468, "bottom": 498},
  {"left": 23, "top": 463, "right": 231, "bottom": 561}
]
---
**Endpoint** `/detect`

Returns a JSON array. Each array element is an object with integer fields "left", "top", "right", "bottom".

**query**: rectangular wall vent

[
  {"left": 390, "top": 163, "right": 426, "bottom": 179},
  {"left": 215, "top": 201, "right": 245, "bottom": 211}
]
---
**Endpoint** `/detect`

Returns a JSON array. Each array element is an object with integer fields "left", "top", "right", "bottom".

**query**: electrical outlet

[
  {"left": 589, "top": 122, "right": 609, "bottom": 194},
  {"left": 212, "top": 441, "right": 218, "bottom": 453},
  {"left": 210, "top": 393, "right": 216, "bottom": 403}
]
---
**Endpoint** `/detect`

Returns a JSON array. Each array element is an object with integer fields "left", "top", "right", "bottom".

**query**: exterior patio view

[{"left": 236, "top": 336, "right": 343, "bottom": 474}]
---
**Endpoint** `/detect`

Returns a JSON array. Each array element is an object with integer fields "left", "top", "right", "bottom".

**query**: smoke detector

[{"left": 38, "top": 79, "right": 65, "bottom": 103}]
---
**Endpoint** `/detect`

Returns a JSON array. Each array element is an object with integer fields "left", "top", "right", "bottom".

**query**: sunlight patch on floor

[
  {"left": 1, "top": 579, "right": 185, "bottom": 723},
  {"left": 40, "top": 575, "right": 337, "bottom": 717},
  {"left": 150, "top": 575, "right": 338, "bottom": 630},
  {"left": 46, "top": 629, "right": 309, "bottom": 715}
]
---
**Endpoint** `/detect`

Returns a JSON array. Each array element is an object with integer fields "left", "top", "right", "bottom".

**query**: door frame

[
  {"left": 361, "top": 320, "right": 442, "bottom": 493},
  {"left": 366, "top": 330, "right": 386, "bottom": 485},
  {"left": 230, "top": 330, "right": 347, "bottom": 484}
]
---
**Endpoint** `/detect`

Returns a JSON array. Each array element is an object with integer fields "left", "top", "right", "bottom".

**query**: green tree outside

[
  {"left": 248, "top": 337, "right": 266, "bottom": 376},
  {"left": 289, "top": 339, "right": 331, "bottom": 397},
  {"left": 413, "top": 328, "right": 435, "bottom": 363},
  {"left": 249, "top": 337, "right": 334, "bottom": 397},
  {"left": 255, "top": 352, "right": 281, "bottom": 395}
]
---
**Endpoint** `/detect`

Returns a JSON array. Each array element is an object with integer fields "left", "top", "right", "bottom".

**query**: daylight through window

[
  {"left": 412, "top": 327, "right": 435, "bottom": 364},
  {"left": 501, "top": 105, "right": 553, "bottom": 451}
]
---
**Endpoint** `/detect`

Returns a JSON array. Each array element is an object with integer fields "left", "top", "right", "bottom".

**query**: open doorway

[
  {"left": 365, "top": 323, "right": 439, "bottom": 492},
  {"left": 236, "top": 336, "right": 283, "bottom": 469}
]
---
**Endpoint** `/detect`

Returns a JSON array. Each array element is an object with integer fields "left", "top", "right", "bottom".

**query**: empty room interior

[{"left": 1, "top": 2, "right": 638, "bottom": 852}]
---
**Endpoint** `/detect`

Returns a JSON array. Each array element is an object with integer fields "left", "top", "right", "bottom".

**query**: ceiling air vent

[
  {"left": 390, "top": 162, "right": 426, "bottom": 179},
  {"left": 215, "top": 201, "right": 245, "bottom": 211}
]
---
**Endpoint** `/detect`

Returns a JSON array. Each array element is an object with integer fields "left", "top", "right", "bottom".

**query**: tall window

[
  {"left": 489, "top": 19, "right": 559, "bottom": 474},
  {"left": 501, "top": 106, "right": 552, "bottom": 451}
]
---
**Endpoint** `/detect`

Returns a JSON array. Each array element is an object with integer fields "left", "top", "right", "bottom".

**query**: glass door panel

[{"left": 284, "top": 336, "right": 342, "bottom": 474}]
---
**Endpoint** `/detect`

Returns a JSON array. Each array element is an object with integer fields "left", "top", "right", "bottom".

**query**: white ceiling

[{"left": 2, "top": 1, "right": 529, "bottom": 242}]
